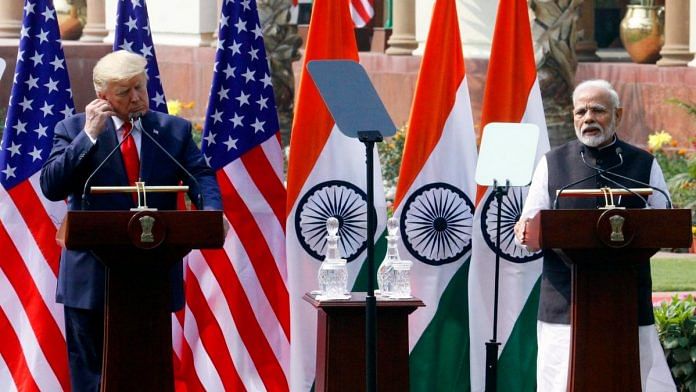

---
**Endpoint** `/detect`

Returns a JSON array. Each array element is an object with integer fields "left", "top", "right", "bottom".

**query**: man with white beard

[{"left": 514, "top": 79, "right": 676, "bottom": 391}]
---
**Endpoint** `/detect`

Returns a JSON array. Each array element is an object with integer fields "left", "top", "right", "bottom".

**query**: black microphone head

[
  {"left": 615, "top": 146, "right": 623, "bottom": 156},
  {"left": 129, "top": 111, "right": 144, "bottom": 122}
]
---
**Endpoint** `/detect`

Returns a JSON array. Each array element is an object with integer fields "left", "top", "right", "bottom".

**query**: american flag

[
  {"left": 113, "top": 0, "right": 168, "bottom": 113},
  {"left": 172, "top": 0, "right": 289, "bottom": 390},
  {"left": 0, "top": 0, "right": 73, "bottom": 390},
  {"left": 350, "top": 0, "right": 374, "bottom": 27},
  {"left": 292, "top": 0, "right": 374, "bottom": 28}
]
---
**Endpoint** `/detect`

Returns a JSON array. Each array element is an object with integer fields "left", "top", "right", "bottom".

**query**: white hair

[
  {"left": 93, "top": 50, "right": 148, "bottom": 94},
  {"left": 573, "top": 79, "right": 620, "bottom": 109}
]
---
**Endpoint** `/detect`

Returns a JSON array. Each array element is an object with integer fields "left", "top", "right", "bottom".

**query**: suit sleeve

[
  {"left": 40, "top": 120, "right": 97, "bottom": 201},
  {"left": 178, "top": 123, "right": 222, "bottom": 210}
]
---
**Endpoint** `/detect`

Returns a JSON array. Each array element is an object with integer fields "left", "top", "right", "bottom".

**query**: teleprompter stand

[
  {"left": 475, "top": 123, "right": 540, "bottom": 392},
  {"left": 307, "top": 60, "right": 397, "bottom": 392}
]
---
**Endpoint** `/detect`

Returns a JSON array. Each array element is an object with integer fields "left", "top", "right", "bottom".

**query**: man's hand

[
  {"left": 514, "top": 218, "right": 539, "bottom": 252},
  {"left": 514, "top": 218, "right": 529, "bottom": 244},
  {"left": 84, "top": 99, "right": 116, "bottom": 139}
]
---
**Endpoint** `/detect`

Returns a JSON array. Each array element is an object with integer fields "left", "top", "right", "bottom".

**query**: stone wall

[{"left": 1, "top": 42, "right": 694, "bottom": 149}]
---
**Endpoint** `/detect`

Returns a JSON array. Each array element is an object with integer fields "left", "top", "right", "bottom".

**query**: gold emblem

[
  {"left": 139, "top": 215, "right": 155, "bottom": 243},
  {"left": 609, "top": 215, "right": 625, "bottom": 242}
]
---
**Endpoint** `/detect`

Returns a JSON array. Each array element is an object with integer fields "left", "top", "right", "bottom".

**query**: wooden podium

[
  {"left": 304, "top": 292, "right": 424, "bottom": 391},
  {"left": 58, "top": 210, "right": 224, "bottom": 391},
  {"left": 529, "top": 208, "right": 692, "bottom": 391}
]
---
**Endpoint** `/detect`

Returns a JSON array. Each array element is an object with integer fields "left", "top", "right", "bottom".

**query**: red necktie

[{"left": 120, "top": 121, "right": 140, "bottom": 188}]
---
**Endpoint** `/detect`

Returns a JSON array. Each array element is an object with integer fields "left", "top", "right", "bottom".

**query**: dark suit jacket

[{"left": 40, "top": 110, "right": 222, "bottom": 311}]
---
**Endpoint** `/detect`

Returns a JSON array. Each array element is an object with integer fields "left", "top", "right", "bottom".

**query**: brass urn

[{"left": 620, "top": 5, "right": 665, "bottom": 64}]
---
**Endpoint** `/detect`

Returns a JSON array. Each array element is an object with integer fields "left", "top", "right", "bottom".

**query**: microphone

[
  {"left": 592, "top": 148, "right": 672, "bottom": 208},
  {"left": 552, "top": 147, "right": 625, "bottom": 209},
  {"left": 580, "top": 148, "right": 649, "bottom": 208},
  {"left": 81, "top": 125, "right": 134, "bottom": 209},
  {"left": 130, "top": 113, "right": 205, "bottom": 209}
]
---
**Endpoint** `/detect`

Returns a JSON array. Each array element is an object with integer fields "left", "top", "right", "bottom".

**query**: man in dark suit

[{"left": 40, "top": 50, "right": 222, "bottom": 391}]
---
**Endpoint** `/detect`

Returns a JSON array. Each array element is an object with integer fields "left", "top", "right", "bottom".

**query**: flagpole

[
  {"left": 485, "top": 180, "right": 509, "bottom": 392},
  {"left": 359, "top": 130, "right": 383, "bottom": 392}
]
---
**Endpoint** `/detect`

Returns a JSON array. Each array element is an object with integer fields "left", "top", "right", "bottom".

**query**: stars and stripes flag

[
  {"left": 0, "top": 0, "right": 74, "bottom": 390},
  {"left": 171, "top": 0, "right": 289, "bottom": 390},
  {"left": 391, "top": 0, "right": 478, "bottom": 390},
  {"left": 350, "top": 0, "right": 374, "bottom": 27},
  {"left": 287, "top": 0, "right": 387, "bottom": 389},
  {"left": 291, "top": 0, "right": 374, "bottom": 28},
  {"left": 113, "top": 0, "right": 168, "bottom": 113},
  {"left": 468, "top": 0, "right": 550, "bottom": 390}
]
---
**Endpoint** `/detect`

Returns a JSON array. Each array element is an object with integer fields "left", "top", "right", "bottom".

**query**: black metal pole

[
  {"left": 485, "top": 180, "right": 508, "bottom": 392},
  {"left": 358, "top": 130, "right": 382, "bottom": 392}
]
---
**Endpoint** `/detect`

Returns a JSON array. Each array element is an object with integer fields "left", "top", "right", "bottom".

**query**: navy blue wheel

[
  {"left": 295, "top": 180, "right": 368, "bottom": 263},
  {"left": 479, "top": 187, "right": 543, "bottom": 263},
  {"left": 399, "top": 183, "right": 475, "bottom": 266}
]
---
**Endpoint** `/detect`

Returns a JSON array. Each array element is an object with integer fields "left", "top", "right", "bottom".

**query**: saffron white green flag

[
  {"left": 391, "top": 1, "right": 477, "bottom": 390},
  {"left": 468, "top": 0, "right": 550, "bottom": 390},
  {"left": 286, "top": 1, "right": 386, "bottom": 390}
]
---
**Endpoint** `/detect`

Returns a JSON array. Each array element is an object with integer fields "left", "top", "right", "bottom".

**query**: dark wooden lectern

[
  {"left": 529, "top": 208, "right": 692, "bottom": 391},
  {"left": 304, "top": 292, "right": 424, "bottom": 391},
  {"left": 58, "top": 210, "right": 224, "bottom": 391}
]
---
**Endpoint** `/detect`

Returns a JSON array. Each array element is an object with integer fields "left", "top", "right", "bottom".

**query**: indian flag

[
  {"left": 391, "top": 1, "right": 477, "bottom": 390},
  {"left": 286, "top": 0, "right": 387, "bottom": 390},
  {"left": 468, "top": 0, "right": 550, "bottom": 390}
]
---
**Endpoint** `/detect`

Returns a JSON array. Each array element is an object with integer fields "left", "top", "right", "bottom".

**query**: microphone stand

[
  {"left": 484, "top": 179, "right": 509, "bottom": 392},
  {"left": 358, "top": 130, "right": 382, "bottom": 392},
  {"left": 132, "top": 116, "right": 204, "bottom": 209},
  {"left": 81, "top": 129, "right": 133, "bottom": 209},
  {"left": 579, "top": 151, "right": 650, "bottom": 208}
]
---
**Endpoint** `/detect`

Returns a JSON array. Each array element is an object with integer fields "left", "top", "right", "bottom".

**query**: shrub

[{"left": 654, "top": 295, "right": 696, "bottom": 391}]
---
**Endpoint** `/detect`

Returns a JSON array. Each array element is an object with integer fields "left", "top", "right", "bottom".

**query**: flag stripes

[
  {"left": 350, "top": 0, "right": 374, "bottom": 27},
  {"left": 215, "top": 168, "right": 289, "bottom": 337},
  {"left": 7, "top": 181, "right": 60, "bottom": 274},
  {"left": 0, "top": 180, "right": 68, "bottom": 391},
  {"left": 174, "top": 0, "right": 289, "bottom": 388},
  {"left": 0, "top": 308, "right": 41, "bottom": 392},
  {"left": 181, "top": 264, "right": 247, "bottom": 390},
  {"left": 175, "top": 307, "right": 224, "bottom": 391},
  {"left": 0, "top": 356, "right": 19, "bottom": 392}
]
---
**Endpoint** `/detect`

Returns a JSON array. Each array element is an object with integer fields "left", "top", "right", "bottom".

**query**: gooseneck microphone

[
  {"left": 552, "top": 146, "right": 625, "bottom": 209},
  {"left": 578, "top": 146, "right": 649, "bottom": 208},
  {"left": 586, "top": 147, "right": 672, "bottom": 208},
  {"left": 81, "top": 125, "right": 134, "bottom": 209},
  {"left": 130, "top": 113, "right": 205, "bottom": 209}
]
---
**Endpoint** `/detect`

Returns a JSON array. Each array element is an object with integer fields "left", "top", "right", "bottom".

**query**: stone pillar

[
  {"left": 413, "top": 0, "right": 434, "bottom": 55},
  {"left": 689, "top": 0, "right": 696, "bottom": 66},
  {"left": 657, "top": 0, "right": 691, "bottom": 66},
  {"left": 104, "top": 0, "right": 217, "bottom": 46},
  {"left": 457, "top": 0, "right": 499, "bottom": 58},
  {"left": 81, "top": 0, "right": 108, "bottom": 42},
  {"left": 0, "top": 1, "right": 23, "bottom": 38},
  {"left": 576, "top": 0, "right": 600, "bottom": 62},
  {"left": 211, "top": 0, "right": 222, "bottom": 46},
  {"left": 415, "top": 0, "right": 499, "bottom": 58},
  {"left": 386, "top": 0, "right": 417, "bottom": 55}
]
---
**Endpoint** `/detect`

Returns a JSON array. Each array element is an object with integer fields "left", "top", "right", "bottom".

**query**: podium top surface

[
  {"left": 530, "top": 208, "right": 692, "bottom": 250},
  {"left": 58, "top": 210, "right": 225, "bottom": 250},
  {"left": 303, "top": 292, "right": 424, "bottom": 310}
]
